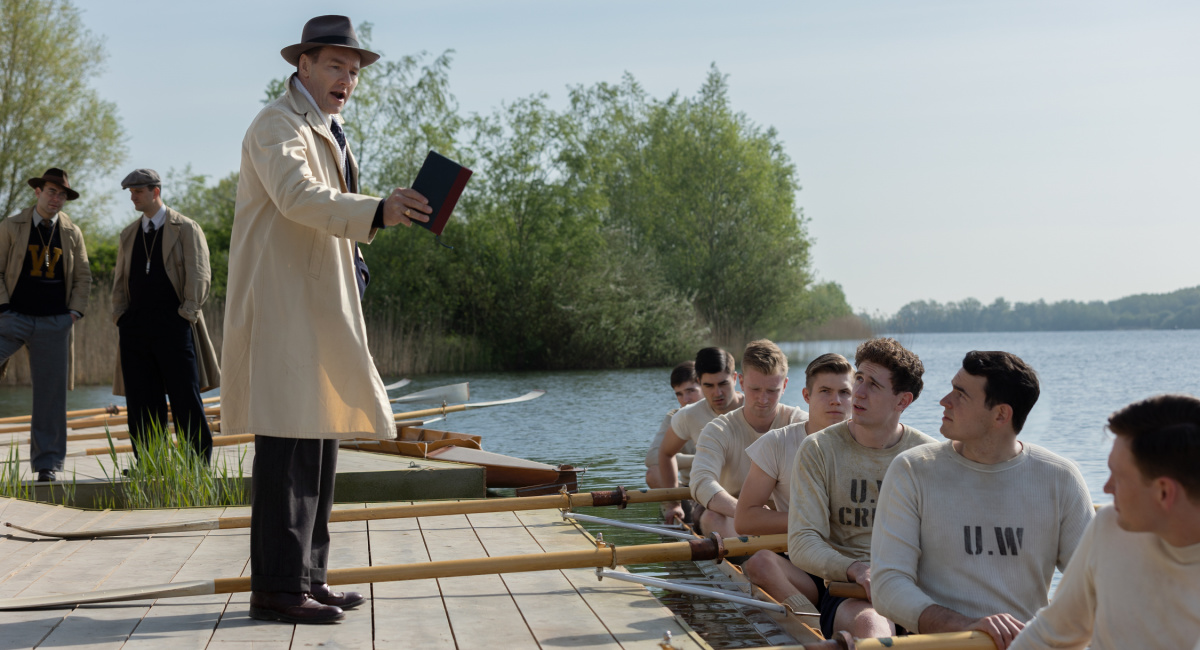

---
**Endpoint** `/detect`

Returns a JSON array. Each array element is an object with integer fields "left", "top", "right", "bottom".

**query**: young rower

[
  {"left": 788, "top": 337, "right": 936, "bottom": 640},
  {"left": 690, "top": 339, "right": 807, "bottom": 537},
  {"left": 871, "top": 351, "right": 1094, "bottom": 650},
  {"left": 737, "top": 353, "right": 854, "bottom": 610},
  {"left": 658, "top": 347, "right": 745, "bottom": 525},
  {"left": 1010, "top": 394, "right": 1200, "bottom": 650},
  {"left": 645, "top": 362, "right": 702, "bottom": 519}
]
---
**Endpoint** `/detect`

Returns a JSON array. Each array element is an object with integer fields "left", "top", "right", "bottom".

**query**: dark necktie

[
  {"left": 39, "top": 219, "right": 52, "bottom": 233},
  {"left": 147, "top": 222, "right": 156, "bottom": 235},
  {"left": 330, "top": 118, "right": 351, "bottom": 180}
]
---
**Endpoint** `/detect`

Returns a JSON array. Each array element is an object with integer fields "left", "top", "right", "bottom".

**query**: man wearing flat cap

[
  {"left": 0, "top": 168, "right": 91, "bottom": 483},
  {"left": 224, "top": 15, "right": 432, "bottom": 624},
  {"left": 111, "top": 168, "right": 219, "bottom": 464}
]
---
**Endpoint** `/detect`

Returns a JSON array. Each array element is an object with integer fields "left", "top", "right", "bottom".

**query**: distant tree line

[{"left": 869, "top": 287, "right": 1200, "bottom": 333}]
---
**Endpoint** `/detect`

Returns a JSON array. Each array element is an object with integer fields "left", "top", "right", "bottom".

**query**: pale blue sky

[{"left": 79, "top": 0, "right": 1199, "bottom": 315}]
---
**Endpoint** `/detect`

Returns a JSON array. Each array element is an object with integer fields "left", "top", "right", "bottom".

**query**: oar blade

[
  {"left": 383, "top": 378, "right": 412, "bottom": 391},
  {"left": 0, "top": 579, "right": 215, "bottom": 611},
  {"left": 4, "top": 519, "right": 221, "bottom": 540},
  {"left": 462, "top": 390, "right": 546, "bottom": 410},
  {"left": 390, "top": 382, "right": 470, "bottom": 405}
]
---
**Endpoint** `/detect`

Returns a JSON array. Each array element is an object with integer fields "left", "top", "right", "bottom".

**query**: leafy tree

[
  {"left": 0, "top": 0, "right": 125, "bottom": 219},
  {"left": 581, "top": 66, "right": 813, "bottom": 343}
]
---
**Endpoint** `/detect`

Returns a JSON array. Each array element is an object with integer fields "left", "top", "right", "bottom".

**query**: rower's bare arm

[
  {"left": 918, "top": 605, "right": 1025, "bottom": 650},
  {"left": 705, "top": 490, "right": 738, "bottom": 518},
  {"left": 734, "top": 462, "right": 786, "bottom": 535}
]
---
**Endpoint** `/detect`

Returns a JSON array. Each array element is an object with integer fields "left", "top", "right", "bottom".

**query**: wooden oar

[
  {"left": 61, "top": 405, "right": 221, "bottom": 431},
  {"left": 0, "top": 404, "right": 120, "bottom": 425},
  {"left": 389, "top": 382, "right": 469, "bottom": 404},
  {"left": 153, "top": 390, "right": 544, "bottom": 423},
  {"left": 5, "top": 486, "right": 691, "bottom": 539},
  {"left": 0, "top": 531, "right": 778, "bottom": 610},
  {"left": 0, "top": 395, "right": 220, "bottom": 436},
  {"left": 390, "top": 389, "right": 546, "bottom": 420},
  {"left": 0, "top": 397, "right": 222, "bottom": 438},
  {"left": 827, "top": 581, "right": 868, "bottom": 599},
  {"left": 754, "top": 631, "right": 996, "bottom": 649},
  {"left": 383, "top": 378, "right": 412, "bottom": 391},
  {"left": 68, "top": 434, "right": 255, "bottom": 458}
]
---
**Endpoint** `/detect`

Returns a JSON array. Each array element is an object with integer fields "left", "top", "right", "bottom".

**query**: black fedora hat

[
  {"left": 281, "top": 15, "right": 379, "bottom": 67},
  {"left": 27, "top": 168, "right": 79, "bottom": 201}
]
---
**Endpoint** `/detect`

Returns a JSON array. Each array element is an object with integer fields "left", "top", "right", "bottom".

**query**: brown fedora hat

[
  {"left": 281, "top": 15, "right": 379, "bottom": 67},
  {"left": 27, "top": 168, "right": 79, "bottom": 201}
]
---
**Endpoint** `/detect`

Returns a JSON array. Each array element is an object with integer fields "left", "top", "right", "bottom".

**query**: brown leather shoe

[
  {"left": 249, "top": 591, "right": 344, "bottom": 624},
  {"left": 310, "top": 583, "right": 365, "bottom": 610}
]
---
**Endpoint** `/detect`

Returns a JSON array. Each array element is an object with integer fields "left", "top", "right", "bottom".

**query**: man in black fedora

[
  {"left": 111, "top": 168, "right": 220, "bottom": 465},
  {"left": 224, "top": 15, "right": 432, "bottom": 625},
  {"left": 0, "top": 169, "right": 92, "bottom": 482}
]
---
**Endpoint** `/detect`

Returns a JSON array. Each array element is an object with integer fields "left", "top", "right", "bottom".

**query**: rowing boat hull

[{"left": 345, "top": 426, "right": 582, "bottom": 490}]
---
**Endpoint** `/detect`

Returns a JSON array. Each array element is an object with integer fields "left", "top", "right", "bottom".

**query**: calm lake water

[{"left": 3, "top": 329, "right": 1196, "bottom": 646}]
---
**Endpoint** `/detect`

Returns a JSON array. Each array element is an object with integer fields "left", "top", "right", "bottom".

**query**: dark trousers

[
  {"left": 118, "top": 313, "right": 212, "bottom": 462},
  {"left": 250, "top": 436, "right": 339, "bottom": 592},
  {"left": 0, "top": 312, "right": 71, "bottom": 471}
]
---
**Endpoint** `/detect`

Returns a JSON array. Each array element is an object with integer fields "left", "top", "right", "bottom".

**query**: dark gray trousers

[
  {"left": 0, "top": 312, "right": 71, "bottom": 471},
  {"left": 250, "top": 436, "right": 338, "bottom": 592}
]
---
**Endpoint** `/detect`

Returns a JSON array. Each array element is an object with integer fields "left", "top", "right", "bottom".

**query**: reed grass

[
  {"left": 0, "top": 445, "right": 32, "bottom": 501},
  {"left": 95, "top": 421, "right": 249, "bottom": 509}
]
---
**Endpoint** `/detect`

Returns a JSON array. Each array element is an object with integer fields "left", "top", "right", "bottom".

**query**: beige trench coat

[
  {"left": 221, "top": 77, "right": 393, "bottom": 440},
  {"left": 110, "top": 207, "right": 220, "bottom": 394},
  {"left": 0, "top": 207, "right": 91, "bottom": 389}
]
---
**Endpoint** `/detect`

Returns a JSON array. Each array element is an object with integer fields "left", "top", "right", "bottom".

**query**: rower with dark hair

[
  {"left": 657, "top": 347, "right": 745, "bottom": 525},
  {"left": 1010, "top": 394, "right": 1200, "bottom": 650},
  {"left": 645, "top": 361, "right": 702, "bottom": 520},
  {"left": 788, "top": 337, "right": 935, "bottom": 639},
  {"left": 871, "top": 350, "right": 1094, "bottom": 649}
]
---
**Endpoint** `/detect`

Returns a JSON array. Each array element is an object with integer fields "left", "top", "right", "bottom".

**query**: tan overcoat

[
  {"left": 110, "top": 207, "right": 220, "bottom": 394},
  {"left": 0, "top": 207, "right": 91, "bottom": 389},
  {"left": 220, "top": 77, "right": 393, "bottom": 440}
]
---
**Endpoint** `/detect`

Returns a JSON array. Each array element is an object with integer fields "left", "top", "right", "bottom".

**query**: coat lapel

[
  {"left": 287, "top": 79, "right": 348, "bottom": 191},
  {"left": 161, "top": 209, "right": 181, "bottom": 263}
]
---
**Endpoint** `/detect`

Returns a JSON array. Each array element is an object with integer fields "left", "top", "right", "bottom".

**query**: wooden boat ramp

[{"left": 0, "top": 496, "right": 710, "bottom": 649}]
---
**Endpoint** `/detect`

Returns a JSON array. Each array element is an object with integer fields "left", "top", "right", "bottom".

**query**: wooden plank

[
  {"left": 368, "top": 506, "right": 455, "bottom": 649},
  {"left": 515, "top": 508, "right": 706, "bottom": 650},
  {"left": 122, "top": 524, "right": 247, "bottom": 650},
  {"left": 29, "top": 509, "right": 183, "bottom": 649},
  {"left": 469, "top": 510, "right": 619, "bottom": 649},
  {"left": 290, "top": 505, "right": 373, "bottom": 650},
  {"left": 419, "top": 513, "right": 539, "bottom": 648}
]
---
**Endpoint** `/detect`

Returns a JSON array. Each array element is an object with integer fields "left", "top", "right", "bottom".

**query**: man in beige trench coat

[
  {"left": 224, "top": 15, "right": 431, "bottom": 624},
  {"left": 111, "top": 168, "right": 220, "bottom": 463}
]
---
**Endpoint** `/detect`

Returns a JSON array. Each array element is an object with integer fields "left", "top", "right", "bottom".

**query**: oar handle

[{"left": 827, "top": 581, "right": 868, "bottom": 600}]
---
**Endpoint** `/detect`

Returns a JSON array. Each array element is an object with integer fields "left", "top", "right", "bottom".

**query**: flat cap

[{"left": 120, "top": 168, "right": 161, "bottom": 189}]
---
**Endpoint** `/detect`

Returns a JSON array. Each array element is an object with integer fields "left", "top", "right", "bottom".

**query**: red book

[{"left": 411, "top": 150, "right": 472, "bottom": 236}]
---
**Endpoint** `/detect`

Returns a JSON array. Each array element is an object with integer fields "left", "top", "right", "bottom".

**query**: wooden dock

[
  {"left": 2, "top": 425, "right": 487, "bottom": 507},
  {"left": 0, "top": 497, "right": 707, "bottom": 649}
]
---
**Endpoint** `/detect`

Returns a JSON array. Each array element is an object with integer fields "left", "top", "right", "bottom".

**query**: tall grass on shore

[
  {"left": 0, "top": 445, "right": 32, "bottom": 501},
  {"left": 95, "top": 421, "right": 248, "bottom": 509}
]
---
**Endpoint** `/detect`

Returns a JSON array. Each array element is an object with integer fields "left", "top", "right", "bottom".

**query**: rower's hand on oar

[
  {"left": 383, "top": 188, "right": 431, "bottom": 227},
  {"left": 662, "top": 502, "right": 686, "bottom": 526},
  {"left": 846, "top": 560, "right": 873, "bottom": 601},
  {"left": 968, "top": 612, "right": 1025, "bottom": 649}
]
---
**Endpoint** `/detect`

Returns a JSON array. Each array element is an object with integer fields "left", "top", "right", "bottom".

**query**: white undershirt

[{"left": 141, "top": 205, "right": 166, "bottom": 233}]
